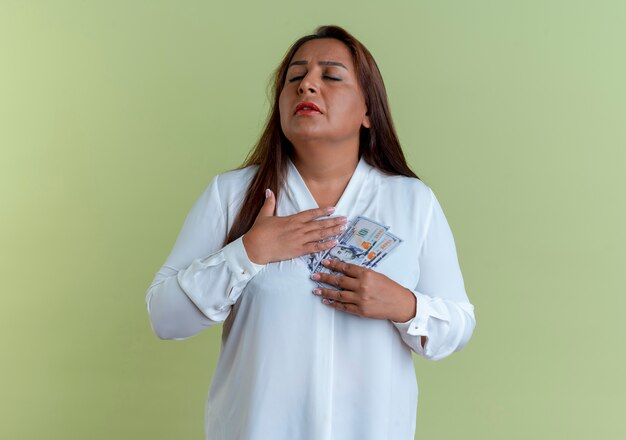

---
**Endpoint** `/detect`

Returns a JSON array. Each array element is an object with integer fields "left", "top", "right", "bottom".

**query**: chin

[{"left": 284, "top": 130, "right": 325, "bottom": 144}]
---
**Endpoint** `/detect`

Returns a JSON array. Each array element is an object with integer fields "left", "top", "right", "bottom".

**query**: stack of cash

[{"left": 301, "top": 216, "right": 403, "bottom": 291}]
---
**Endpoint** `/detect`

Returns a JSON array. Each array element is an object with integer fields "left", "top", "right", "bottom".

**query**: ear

[{"left": 362, "top": 110, "right": 371, "bottom": 129}]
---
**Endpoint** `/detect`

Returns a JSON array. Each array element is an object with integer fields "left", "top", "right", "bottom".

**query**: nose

[{"left": 297, "top": 72, "right": 318, "bottom": 95}]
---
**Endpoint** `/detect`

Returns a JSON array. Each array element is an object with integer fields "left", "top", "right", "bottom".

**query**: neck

[{"left": 291, "top": 146, "right": 359, "bottom": 185}]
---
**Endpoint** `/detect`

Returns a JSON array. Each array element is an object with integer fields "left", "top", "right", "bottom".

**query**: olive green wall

[{"left": 1, "top": 1, "right": 624, "bottom": 439}]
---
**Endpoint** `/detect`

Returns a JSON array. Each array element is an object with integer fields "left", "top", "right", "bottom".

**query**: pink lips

[{"left": 295, "top": 101, "right": 322, "bottom": 114}]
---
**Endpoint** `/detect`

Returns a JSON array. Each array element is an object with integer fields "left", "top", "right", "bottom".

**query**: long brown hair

[{"left": 225, "top": 25, "right": 419, "bottom": 245}]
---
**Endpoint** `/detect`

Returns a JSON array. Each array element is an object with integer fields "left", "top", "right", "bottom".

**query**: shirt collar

[{"left": 277, "top": 155, "right": 373, "bottom": 217}]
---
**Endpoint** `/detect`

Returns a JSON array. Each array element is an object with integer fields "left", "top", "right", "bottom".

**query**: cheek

[
  {"left": 334, "top": 90, "right": 367, "bottom": 121},
  {"left": 278, "top": 91, "right": 289, "bottom": 126},
  {"left": 278, "top": 91, "right": 286, "bottom": 113}
]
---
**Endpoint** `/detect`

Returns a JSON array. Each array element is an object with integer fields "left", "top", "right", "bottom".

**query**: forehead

[{"left": 290, "top": 38, "right": 354, "bottom": 69}]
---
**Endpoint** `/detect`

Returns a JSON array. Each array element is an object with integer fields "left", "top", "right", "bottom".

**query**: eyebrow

[{"left": 288, "top": 60, "right": 348, "bottom": 70}]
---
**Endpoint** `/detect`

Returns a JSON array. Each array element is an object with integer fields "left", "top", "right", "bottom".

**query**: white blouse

[{"left": 145, "top": 156, "right": 476, "bottom": 440}]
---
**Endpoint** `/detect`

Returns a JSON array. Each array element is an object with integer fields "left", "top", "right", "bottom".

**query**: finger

[
  {"left": 302, "top": 238, "right": 338, "bottom": 255},
  {"left": 311, "top": 271, "right": 359, "bottom": 291},
  {"left": 320, "top": 258, "right": 365, "bottom": 278},
  {"left": 302, "top": 216, "right": 348, "bottom": 233},
  {"left": 293, "top": 206, "right": 337, "bottom": 223},
  {"left": 312, "top": 287, "right": 358, "bottom": 304},
  {"left": 303, "top": 222, "right": 348, "bottom": 242},
  {"left": 257, "top": 188, "right": 276, "bottom": 218},
  {"left": 321, "top": 297, "right": 361, "bottom": 316}
]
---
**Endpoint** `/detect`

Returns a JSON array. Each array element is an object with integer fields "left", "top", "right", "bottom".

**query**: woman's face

[{"left": 278, "top": 38, "right": 370, "bottom": 149}]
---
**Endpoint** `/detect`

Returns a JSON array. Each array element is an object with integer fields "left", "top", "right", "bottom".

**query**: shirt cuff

[
  {"left": 221, "top": 235, "right": 266, "bottom": 282},
  {"left": 391, "top": 290, "right": 450, "bottom": 337}
]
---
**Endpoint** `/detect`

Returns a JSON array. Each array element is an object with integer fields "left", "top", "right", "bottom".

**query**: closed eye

[{"left": 288, "top": 75, "right": 341, "bottom": 82}]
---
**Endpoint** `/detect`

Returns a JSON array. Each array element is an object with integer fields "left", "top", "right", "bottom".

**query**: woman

[{"left": 146, "top": 25, "right": 476, "bottom": 440}]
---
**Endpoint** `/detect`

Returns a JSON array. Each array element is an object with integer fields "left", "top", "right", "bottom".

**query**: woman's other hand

[
  {"left": 242, "top": 189, "right": 348, "bottom": 265},
  {"left": 310, "top": 258, "right": 418, "bottom": 324}
]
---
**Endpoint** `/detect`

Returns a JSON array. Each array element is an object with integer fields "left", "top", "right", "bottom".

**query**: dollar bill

[
  {"left": 312, "top": 216, "right": 389, "bottom": 290},
  {"left": 361, "top": 231, "right": 403, "bottom": 268},
  {"left": 299, "top": 215, "right": 404, "bottom": 298},
  {"left": 300, "top": 215, "right": 352, "bottom": 272}
]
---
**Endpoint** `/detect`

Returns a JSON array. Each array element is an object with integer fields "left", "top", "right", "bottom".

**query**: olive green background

[{"left": 1, "top": 1, "right": 624, "bottom": 439}]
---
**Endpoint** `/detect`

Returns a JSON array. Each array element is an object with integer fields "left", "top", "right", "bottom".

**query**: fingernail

[
  {"left": 310, "top": 273, "right": 320, "bottom": 280},
  {"left": 337, "top": 225, "right": 347, "bottom": 232},
  {"left": 326, "top": 207, "right": 336, "bottom": 213},
  {"left": 312, "top": 288, "right": 321, "bottom": 296},
  {"left": 322, "top": 298, "right": 331, "bottom": 304},
  {"left": 321, "top": 258, "right": 330, "bottom": 265},
  {"left": 265, "top": 189, "right": 271, "bottom": 198}
]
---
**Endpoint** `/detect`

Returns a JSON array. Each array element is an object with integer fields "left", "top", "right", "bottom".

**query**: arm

[
  {"left": 145, "top": 175, "right": 265, "bottom": 340},
  {"left": 391, "top": 188, "right": 476, "bottom": 361}
]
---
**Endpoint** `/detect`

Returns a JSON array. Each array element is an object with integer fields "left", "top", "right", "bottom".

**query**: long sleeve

[
  {"left": 392, "top": 187, "right": 476, "bottom": 361},
  {"left": 145, "top": 175, "right": 265, "bottom": 340}
]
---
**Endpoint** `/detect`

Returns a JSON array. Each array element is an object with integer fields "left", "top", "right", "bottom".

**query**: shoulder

[
  {"left": 213, "top": 164, "right": 258, "bottom": 192},
  {"left": 203, "top": 164, "right": 258, "bottom": 213},
  {"left": 369, "top": 165, "right": 434, "bottom": 204},
  {"left": 366, "top": 165, "right": 437, "bottom": 227}
]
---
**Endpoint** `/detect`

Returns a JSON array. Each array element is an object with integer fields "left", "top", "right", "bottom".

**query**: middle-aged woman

[{"left": 146, "top": 25, "right": 476, "bottom": 440}]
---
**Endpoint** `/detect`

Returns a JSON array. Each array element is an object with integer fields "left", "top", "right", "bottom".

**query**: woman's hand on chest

[
  {"left": 242, "top": 189, "right": 349, "bottom": 265},
  {"left": 310, "top": 258, "right": 417, "bottom": 323}
]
